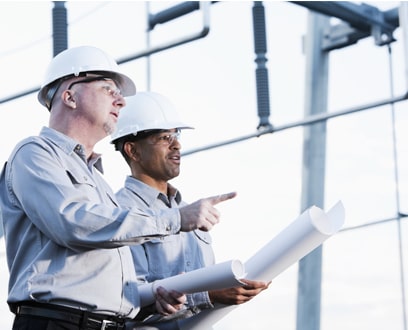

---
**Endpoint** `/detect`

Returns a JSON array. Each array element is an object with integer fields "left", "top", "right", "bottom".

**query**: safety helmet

[
  {"left": 38, "top": 45, "right": 136, "bottom": 109},
  {"left": 110, "top": 91, "right": 193, "bottom": 144}
]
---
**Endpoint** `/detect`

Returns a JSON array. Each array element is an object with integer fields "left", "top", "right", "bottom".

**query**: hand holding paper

[{"left": 178, "top": 201, "right": 345, "bottom": 329}]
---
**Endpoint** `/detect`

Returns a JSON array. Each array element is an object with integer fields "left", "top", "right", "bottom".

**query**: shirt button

[{"left": 166, "top": 225, "right": 171, "bottom": 231}]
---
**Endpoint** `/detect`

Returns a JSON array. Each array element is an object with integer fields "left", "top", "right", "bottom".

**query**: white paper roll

[{"left": 138, "top": 259, "right": 246, "bottom": 307}]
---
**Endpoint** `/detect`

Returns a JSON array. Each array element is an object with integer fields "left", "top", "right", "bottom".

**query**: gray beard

[{"left": 104, "top": 122, "right": 115, "bottom": 135}]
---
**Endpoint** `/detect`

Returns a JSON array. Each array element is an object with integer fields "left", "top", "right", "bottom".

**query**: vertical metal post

[
  {"left": 296, "top": 12, "right": 330, "bottom": 330},
  {"left": 52, "top": 1, "right": 68, "bottom": 56}
]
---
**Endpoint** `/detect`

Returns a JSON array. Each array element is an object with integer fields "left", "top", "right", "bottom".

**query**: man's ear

[
  {"left": 61, "top": 90, "right": 76, "bottom": 109},
  {"left": 124, "top": 142, "right": 139, "bottom": 161}
]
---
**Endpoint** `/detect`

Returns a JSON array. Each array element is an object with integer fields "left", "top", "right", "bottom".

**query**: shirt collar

[
  {"left": 124, "top": 176, "right": 182, "bottom": 207},
  {"left": 40, "top": 126, "right": 104, "bottom": 173}
]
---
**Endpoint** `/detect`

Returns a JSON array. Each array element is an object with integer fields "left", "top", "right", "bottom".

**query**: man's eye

[
  {"left": 102, "top": 85, "right": 121, "bottom": 96},
  {"left": 159, "top": 135, "right": 171, "bottom": 141}
]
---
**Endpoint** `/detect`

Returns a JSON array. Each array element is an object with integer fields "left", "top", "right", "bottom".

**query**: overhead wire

[
  {"left": 0, "top": 1, "right": 110, "bottom": 60},
  {"left": 0, "top": 36, "right": 50, "bottom": 58},
  {"left": 67, "top": 1, "right": 111, "bottom": 25}
]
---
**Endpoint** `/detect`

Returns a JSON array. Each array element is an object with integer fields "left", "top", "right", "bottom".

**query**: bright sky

[{"left": 0, "top": 1, "right": 407, "bottom": 329}]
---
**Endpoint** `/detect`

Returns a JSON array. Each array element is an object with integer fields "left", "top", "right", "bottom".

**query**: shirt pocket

[
  {"left": 66, "top": 168, "right": 95, "bottom": 187},
  {"left": 145, "top": 235, "right": 184, "bottom": 279},
  {"left": 193, "top": 230, "right": 212, "bottom": 245},
  {"left": 65, "top": 168, "right": 99, "bottom": 199}
]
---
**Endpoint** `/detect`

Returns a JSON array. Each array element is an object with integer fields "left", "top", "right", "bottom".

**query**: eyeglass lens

[
  {"left": 68, "top": 77, "right": 121, "bottom": 97},
  {"left": 149, "top": 131, "right": 180, "bottom": 145}
]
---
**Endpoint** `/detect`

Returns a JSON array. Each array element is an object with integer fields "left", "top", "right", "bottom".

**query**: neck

[
  {"left": 49, "top": 115, "right": 102, "bottom": 160},
  {"left": 132, "top": 173, "right": 168, "bottom": 195}
]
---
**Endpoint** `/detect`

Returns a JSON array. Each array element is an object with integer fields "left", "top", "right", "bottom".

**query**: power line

[{"left": 0, "top": 2, "right": 111, "bottom": 60}]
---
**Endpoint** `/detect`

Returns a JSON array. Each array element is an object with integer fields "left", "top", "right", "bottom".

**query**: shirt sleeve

[
  {"left": 187, "top": 291, "right": 214, "bottom": 311},
  {"left": 6, "top": 140, "right": 181, "bottom": 251}
]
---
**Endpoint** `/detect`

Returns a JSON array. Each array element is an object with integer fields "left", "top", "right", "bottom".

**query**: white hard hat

[
  {"left": 110, "top": 91, "right": 193, "bottom": 144},
  {"left": 38, "top": 45, "right": 136, "bottom": 109}
]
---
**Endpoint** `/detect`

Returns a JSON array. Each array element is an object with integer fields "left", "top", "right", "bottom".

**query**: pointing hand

[{"left": 179, "top": 192, "right": 237, "bottom": 232}]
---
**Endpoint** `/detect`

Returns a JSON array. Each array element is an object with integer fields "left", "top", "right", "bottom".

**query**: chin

[{"left": 104, "top": 123, "right": 115, "bottom": 135}]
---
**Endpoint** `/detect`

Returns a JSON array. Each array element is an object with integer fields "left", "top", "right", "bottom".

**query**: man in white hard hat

[
  {"left": 111, "top": 92, "right": 270, "bottom": 330},
  {"left": 0, "top": 46, "right": 236, "bottom": 330}
]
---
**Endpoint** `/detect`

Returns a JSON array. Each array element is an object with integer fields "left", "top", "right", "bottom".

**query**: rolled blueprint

[
  {"left": 138, "top": 259, "right": 246, "bottom": 307},
  {"left": 178, "top": 201, "right": 345, "bottom": 329}
]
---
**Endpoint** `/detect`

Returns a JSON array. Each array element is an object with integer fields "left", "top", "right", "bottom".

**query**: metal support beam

[
  {"left": 117, "top": 1, "right": 211, "bottom": 65},
  {"left": 149, "top": 1, "right": 218, "bottom": 30},
  {"left": 291, "top": 1, "right": 399, "bottom": 50},
  {"left": 149, "top": 1, "right": 200, "bottom": 30}
]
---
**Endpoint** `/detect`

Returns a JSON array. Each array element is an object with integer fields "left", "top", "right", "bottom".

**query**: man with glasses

[
  {"left": 111, "top": 92, "right": 270, "bottom": 330},
  {"left": 0, "top": 46, "right": 236, "bottom": 330}
]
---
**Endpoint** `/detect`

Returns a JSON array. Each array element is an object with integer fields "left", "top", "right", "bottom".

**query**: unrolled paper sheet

[
  {"left": 138, "top": 259, "right": 246, "bottom": 307},
  {"left": 178, "top": 201, "right": 345, "bottom": 329}
]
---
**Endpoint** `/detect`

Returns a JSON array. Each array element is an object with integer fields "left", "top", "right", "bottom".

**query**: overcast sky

[{"left": 0, "top": 1, "right": 407, "bottom": 329}]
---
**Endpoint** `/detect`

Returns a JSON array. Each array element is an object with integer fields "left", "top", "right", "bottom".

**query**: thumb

[{"left": 208, "top": 192, "right": 237, "bottom": 205}]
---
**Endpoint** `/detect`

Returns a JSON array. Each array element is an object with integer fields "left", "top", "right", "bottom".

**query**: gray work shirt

[
  {"left": 116, "top": 177, "right": 215, "bottom": 324},
  {"left": 0, "top": 126, "right": 181, "bottom": 319}
]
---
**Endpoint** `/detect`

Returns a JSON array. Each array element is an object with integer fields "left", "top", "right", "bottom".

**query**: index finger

[{"left": 208, "top": 192, "right": 237, "bottom": 205}]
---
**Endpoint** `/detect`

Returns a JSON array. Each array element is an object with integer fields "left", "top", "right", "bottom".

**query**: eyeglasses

[
  {"left": 67, "top": 76, "right": 122, "bottom": 97},
  {"left": 145, "top": 131, "right": 181, "bottom": 146}
]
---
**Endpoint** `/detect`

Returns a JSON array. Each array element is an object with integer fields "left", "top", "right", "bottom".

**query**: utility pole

[{"left": 296, "top": 11, "right": 330, "bottom": 330}]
